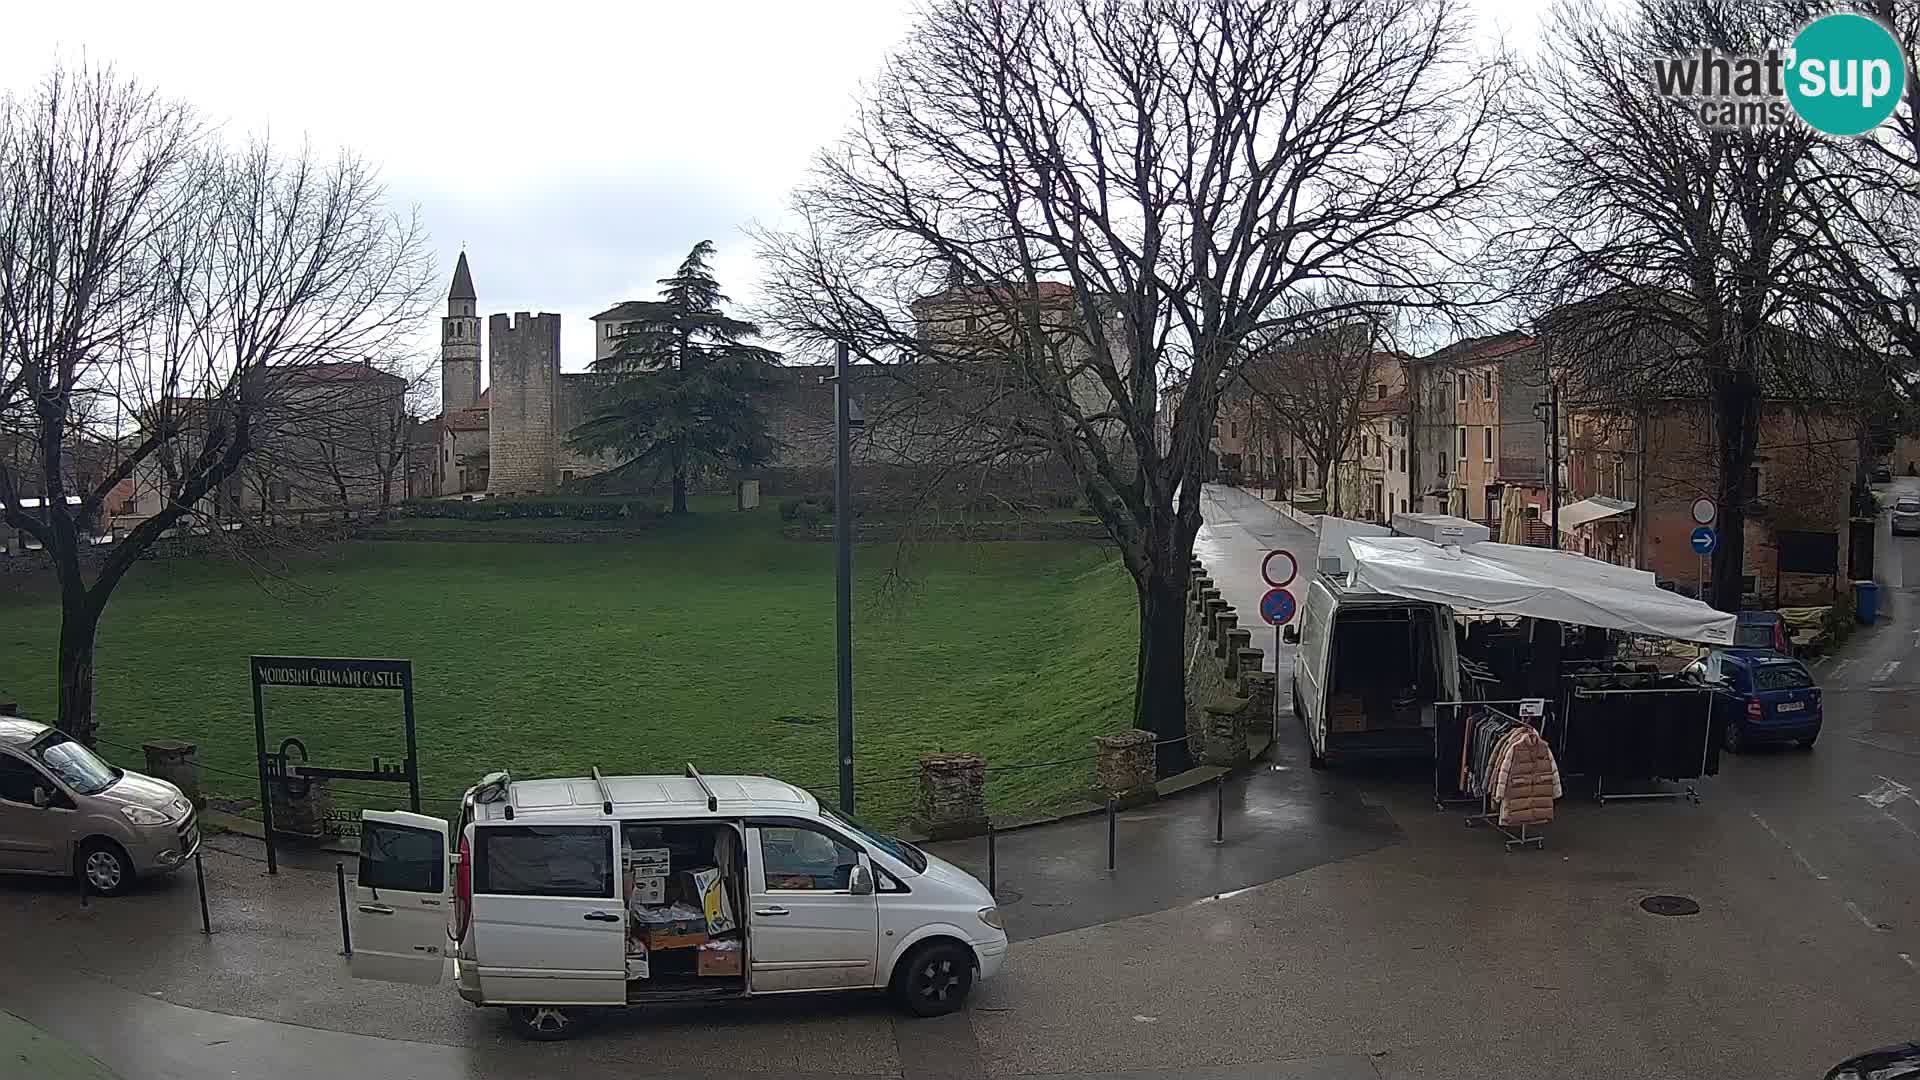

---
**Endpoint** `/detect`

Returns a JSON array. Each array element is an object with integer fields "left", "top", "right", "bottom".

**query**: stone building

[{"left": 426, "top": 257, "right": 1101, "bottom": 502}]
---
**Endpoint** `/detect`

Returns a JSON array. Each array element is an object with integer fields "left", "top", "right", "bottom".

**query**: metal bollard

[
  {"left": 1214, "top": 775, "right": 1225, "bottom": 845},
  {"left": 335, "top": 862, "right": 352, "bottom": 957},
  {"left": 195, "top": 851, "right": 211, "bottom": 934},
  {"left": 987, "top": 820, "right": 997, "bottom": 898},
  {"left": 1106, "top": 797, "right": 1117, "bottom": 872}
]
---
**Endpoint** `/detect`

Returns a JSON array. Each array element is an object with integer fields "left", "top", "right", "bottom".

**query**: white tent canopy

[
  {"left": 1345, "top": 536, "right": 1735, "bottom": 645},
  {"left": 1553, "top": 495, "right": 1635, "bottom": 534}
]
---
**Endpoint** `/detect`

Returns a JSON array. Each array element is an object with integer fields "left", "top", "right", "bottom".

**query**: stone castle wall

[{"left": 487, "top": 313, "right": 560, "bottom": 495}]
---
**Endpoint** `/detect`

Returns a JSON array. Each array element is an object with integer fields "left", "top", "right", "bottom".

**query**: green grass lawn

[{"left": 0, "top": 504, "right": 1135, "bottom": 828}]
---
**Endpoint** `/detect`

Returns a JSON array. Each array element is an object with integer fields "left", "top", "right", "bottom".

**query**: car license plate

[{"left": 1776, "top": 701, "right": 1804, "bottom": 713}]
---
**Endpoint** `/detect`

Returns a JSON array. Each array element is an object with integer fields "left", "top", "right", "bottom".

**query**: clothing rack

[
  {"left": 1431, "top": 697, "right": 1545, "bottom": 808},
  {"left": 1458, "top": 704, "right": 1548, "bottom": 851},
  {"left": 1556, "top": 673, "right": 1715, "bottom": 805}
]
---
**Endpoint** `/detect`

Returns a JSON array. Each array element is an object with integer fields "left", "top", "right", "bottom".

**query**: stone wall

[
  {"left": 487, "top": 312, "right": 560, "bottom": 496},
  {"left": 1182, "top": 560, "right": 1253, "bottom": 765}
]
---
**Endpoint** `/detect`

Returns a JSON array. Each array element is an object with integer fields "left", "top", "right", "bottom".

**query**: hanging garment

[{"left": 1493, "top": 728, "right": 1561, "bottom": 827}]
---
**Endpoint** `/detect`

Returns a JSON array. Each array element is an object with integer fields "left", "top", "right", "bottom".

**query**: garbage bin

[{"left": 1854, "top": 580, "right": 1880, "bottom": 625}]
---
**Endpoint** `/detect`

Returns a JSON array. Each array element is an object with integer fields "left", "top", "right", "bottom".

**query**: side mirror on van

[
  {"left": 849, "top": 859, "right": 874, "bottom": 896},
  {"left": 1281, "top": 625, "right": 1299, "bottom": 645},
  {"left": 31, "top": 786, "right": 50, "bottom": 809}
]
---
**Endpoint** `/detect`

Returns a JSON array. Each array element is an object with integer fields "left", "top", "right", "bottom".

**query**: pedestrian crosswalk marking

[{"left": 1875, "top": 661, "right": 1902, "bottom": 682}]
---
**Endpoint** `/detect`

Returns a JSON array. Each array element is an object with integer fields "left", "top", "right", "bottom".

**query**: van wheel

[
  {"left": 508, "top": 1005, "right": 582, "bottom": 1041},
  {"left": 77, "top": 839, "right": 135, "bottom": 897},
  {"left": 894, "top": 941, "right": 974, "bottom": 1017}
]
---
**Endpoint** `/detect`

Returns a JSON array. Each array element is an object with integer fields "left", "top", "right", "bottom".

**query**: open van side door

[{"left": 351, "top": 810, "right": 451, "bottom": 986}]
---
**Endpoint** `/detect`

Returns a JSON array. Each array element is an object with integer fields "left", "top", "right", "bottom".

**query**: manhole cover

[
  {"left": 990, "top": 888, "right": 1023, "bottom": 905},
  {"left": 1640, "top": 894, "right": 1701, "bottom": 917}
]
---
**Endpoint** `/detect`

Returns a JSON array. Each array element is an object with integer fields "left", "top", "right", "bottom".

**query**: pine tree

[{"left": 570, "top": 241, "right": 777, "bottom": 513}]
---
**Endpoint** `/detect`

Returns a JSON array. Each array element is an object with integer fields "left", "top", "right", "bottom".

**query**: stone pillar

[
  {"left": 269, "top": 777, "right": 332, "bottom": 842},
  {"left": 1239, "top": 660, "right": 1276, "bottom": 734},
  {"left": 914, "top": 752, "right": 988, "bottom": 839},
  {"left": 1093, "top": 730, "right": 1156, "bottom": 805},
  {"left": 1201, "top": 697, "right": 1250, "bottom": 766},
  {"left": 1193, "top": 582, "right": 1216, "bottom": 614},
  {"left": 1203, "top": 598, "right": 1229, "bottom": 641},
  {"left": 1213, "top": 612, "right": 1238, "bottom": 657},
  {"left": 1225, "top": 627, "right": 1252, "bottom": 664},
  {"left": 142, "top": 740, "right": 203, "bottom": 808}
]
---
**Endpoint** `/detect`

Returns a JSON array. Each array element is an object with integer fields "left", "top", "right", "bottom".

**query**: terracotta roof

[
  {"left": 293, "top": 361, "right": 404, "bottom": 384},
  {"left": 1418, "top": 332, "right": 1536, "bottom": 367},
  {"left": 449, "top": 252, "right": 476, "bottom": 301},
  {"left": 476, "top": 387, "right": 491, "bottom": 408},
  {"left": 1359, "top": 392, "right": 1408, "bottom": 416},
  {"left": 912, "top": 281, "right": 1078, "bottom": 309},
  {"left": 591, "top": 300, "right": 671, "bottom": 322},
  {"left": 441, "top": 407, "right": 489, "bottom": 432}
]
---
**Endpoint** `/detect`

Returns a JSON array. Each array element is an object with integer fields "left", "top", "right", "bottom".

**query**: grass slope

[{"left": 0, "top": 505, "right": 1135, "bottom": 827}]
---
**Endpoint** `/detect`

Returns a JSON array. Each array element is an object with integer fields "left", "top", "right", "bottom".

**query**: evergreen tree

[{"left": 571, "top": 241, "right": 777, "bottom": 513}]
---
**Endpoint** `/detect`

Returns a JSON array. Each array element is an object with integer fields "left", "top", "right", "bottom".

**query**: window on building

[
  {"left": 1746, "top": 466, "right": 1763, "bottom": 501},
  {"left": 1229, "top": 421, "right": 1238, "bottom": 439},
  {"left": 1375, "top": 383, "right": 1387, "bottom": 400},
  {"left": 1400, "top": 497, "right": 1408, "bottom": 513},
  {"left": 1482, "top": 371, "right": 1494, "bottom": 399},
  {"left": 1456, "top": 373, "right": 1467, "bottom": 400},
  {"left": 964, "top": 313, "right": 978, "bottom": 334},
  {"left": 1484, "top": 426, "right": 1494, "bottom": 461},
  {"left": 1436, "top": 450, "right": 1447, "bottom": 476},
  {"left": 1457, "top": 426, "right": 1467, "bottom": 459},
  {"left": 268, "top": 480, "right": 291, "bottom": 504}
]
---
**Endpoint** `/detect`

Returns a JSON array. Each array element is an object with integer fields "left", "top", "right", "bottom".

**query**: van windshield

[
  {"left": 819, "top": 806, "right": 927, "bottom": 873},
  {"left": 32, "top": 733, "right": 120, "bottom": 795}
]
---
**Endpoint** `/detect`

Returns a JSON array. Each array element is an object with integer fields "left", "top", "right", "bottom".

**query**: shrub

[
  {"left": 400, "top": 497, "right": 664, "bottom": 523},
  {"left": 795, "top": 500, "right": 827, "bottom": 529}
]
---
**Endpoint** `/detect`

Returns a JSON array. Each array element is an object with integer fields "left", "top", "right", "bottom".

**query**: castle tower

[
  {"left": 487, "top": 312, "right": 561, "bottom": 495},
  {"left": 440, "top": 252, "right": 481, "bottom": 414}
]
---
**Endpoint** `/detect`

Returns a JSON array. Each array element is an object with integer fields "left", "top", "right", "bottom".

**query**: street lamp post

[{"left": 833, "top": 341, "right": 855, "bottom": 814}]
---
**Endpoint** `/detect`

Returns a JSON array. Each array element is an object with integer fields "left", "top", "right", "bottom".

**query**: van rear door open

[{"left": 469, "top": 822, "right": 626, "bottom": 1005}]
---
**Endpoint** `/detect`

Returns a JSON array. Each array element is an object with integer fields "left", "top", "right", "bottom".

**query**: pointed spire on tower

[{"left": 449, "top": 251, "right": 476, "bottom": 301}]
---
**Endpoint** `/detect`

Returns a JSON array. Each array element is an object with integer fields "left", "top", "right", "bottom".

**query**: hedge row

[{"left": 401, "top": 496, "right": 665, "bottom": 523}]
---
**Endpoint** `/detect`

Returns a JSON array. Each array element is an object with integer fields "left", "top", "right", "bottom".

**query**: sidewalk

[{"left": 0, "top": 1008, "right": 120, "bottom": 1080}]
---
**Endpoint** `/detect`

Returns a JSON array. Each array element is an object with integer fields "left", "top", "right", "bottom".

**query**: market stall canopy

[
  {"left": 1345, "top": 535, "right": 1735, "bottom": 644},
  {"left": 1553, "top": 495, "right": 1635, "bottom": 534}
]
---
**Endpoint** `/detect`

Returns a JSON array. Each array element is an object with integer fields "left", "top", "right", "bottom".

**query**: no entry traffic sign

[
  {"left": 1262, "top": 549, "right": 1298, "bottom": 588},
  {"left": 1260, "top": 586, "right": 1297, "bottom": 625}
]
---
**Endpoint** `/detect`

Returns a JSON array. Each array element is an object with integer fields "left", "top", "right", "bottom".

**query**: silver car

[
  {"left": 1894, "top": 497, "right": 1920, "bottom": 536},
  {"left": 0, "top": 715, "right": 198, "bottom": 896}
]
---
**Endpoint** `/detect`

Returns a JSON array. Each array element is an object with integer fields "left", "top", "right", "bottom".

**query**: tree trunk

[
  {"left": 1134, "top": 563, "right": 1193, "bottom": 777},
  {"left": 1709, "top": 375, "right": 1760, "bottom": 613},
  {"left": 671, "top": 468, "right": 689, "bottom": 514},
  {"left": 56, "top": 603, "right": 101, "bottom": 746}
]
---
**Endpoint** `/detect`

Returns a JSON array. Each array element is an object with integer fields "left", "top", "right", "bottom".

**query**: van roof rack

[
  {"left": 685, "top": 763, "right": 718, "bottom": 812},
  {"left": 590, "top": 766, "right": 615, "bottom": 815}
]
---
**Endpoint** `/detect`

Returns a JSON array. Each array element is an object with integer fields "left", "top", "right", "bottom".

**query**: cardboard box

[
  {"left": 697, "top": 937, "right": 742, "bottom": 977},
  {"left": 676, "top": 867, "right": 737, "bottom": 935},
  {"left": 644, "top": 927, "right": 708, "bottom": 951},
  {"left": 625, "top": 873, "right": 666, "bottom": 907},
  {"left": 623, "top": 846, "right": 671, "bottom": 874}
]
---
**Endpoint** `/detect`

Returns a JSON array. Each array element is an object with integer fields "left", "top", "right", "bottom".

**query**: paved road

[{"left": 1193, "top": 485, "right": 1318, "bottom": 677}]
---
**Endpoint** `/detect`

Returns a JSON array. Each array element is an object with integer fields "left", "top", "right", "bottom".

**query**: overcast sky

[{"left": 6, "top": 0, "right": 1545, "bottom": 378}]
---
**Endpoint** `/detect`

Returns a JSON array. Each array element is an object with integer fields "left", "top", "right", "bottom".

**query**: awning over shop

[
  {"left": 1346, "top": 535, "right": 1735, "bottom": 644},
  {"left": 1553, "top": 495, "right": 1635, "bottom": 533}
]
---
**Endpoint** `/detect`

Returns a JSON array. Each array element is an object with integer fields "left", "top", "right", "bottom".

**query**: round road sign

[
  {"left": 1260, "top": 586, "right": 1297, "bottom": 626},
  {"left": 1261, "top": 549, "right": 1298, "bottom": 588},
  {"left": 1691, "top": 498, "right": 1716, "bottom": 525},
  {"left": 1690, "top": 526, "right": 1716, "bottom": 555}
]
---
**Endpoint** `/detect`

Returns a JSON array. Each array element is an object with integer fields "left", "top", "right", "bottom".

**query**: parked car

[
  {"left": 1827, "top": 1041, "right": 1920, "bottom": 1079},
  {"left": 0, "top": 715, "right": 199, "bottom": 895},
  {"left": 1733, "top": 611, "right": 1791, "bottom": 654},
  {"left": 1873, "top": 461, "right": 1893, "bottom": 483},
  {"left": 1893, "top": 496, "right": 1920, "bottom": 536},
  {"left": 346, "top": 768, "right": 1007, "bottom": 1040},
  {"left": 1681, "top": 649, "right": 1821, "bottom": 752}
]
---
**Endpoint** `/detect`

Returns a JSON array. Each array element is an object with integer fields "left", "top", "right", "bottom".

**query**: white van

[
  {"left": 1283, "top": 576, "right": 1459, "bottom": 768},
  {"left": 346, "top": 767, "right": 1007, "bottom": 1039}
]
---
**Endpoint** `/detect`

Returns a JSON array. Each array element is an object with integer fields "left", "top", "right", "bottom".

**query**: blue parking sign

[{"left": 1690, "top": 526, "right": 1715, "bottom": 555}]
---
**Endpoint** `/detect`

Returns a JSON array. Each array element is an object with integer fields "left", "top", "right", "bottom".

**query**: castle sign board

[{"left": 252, "top": 656, "right": 411, "bottom": 690}]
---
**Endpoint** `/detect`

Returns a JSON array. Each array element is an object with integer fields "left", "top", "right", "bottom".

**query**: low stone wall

[{"left": 783, "top": 520, "right": 1112, "bottom": 543}]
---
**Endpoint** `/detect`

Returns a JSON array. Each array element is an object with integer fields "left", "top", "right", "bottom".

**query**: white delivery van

[
  {"left": 1283, "top": 576, "right": 1459, "bottom": 768},
  {"left": 346, "top": 767, "right": 1007, "bottom": 1040}
]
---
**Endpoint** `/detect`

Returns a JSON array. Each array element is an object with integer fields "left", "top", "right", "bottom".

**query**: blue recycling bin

[{"left": 1854, "top": 580, "right": 1880, "bottom": 625}]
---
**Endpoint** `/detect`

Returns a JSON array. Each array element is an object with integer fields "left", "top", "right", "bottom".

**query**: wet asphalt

[{"left": 1, "top": 485, "right": 1916, "bottom": 1079}]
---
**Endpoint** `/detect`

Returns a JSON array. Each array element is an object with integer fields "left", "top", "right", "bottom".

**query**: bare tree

[
  {"left": 756, "top": 0, "right": 1512, "bottom": 772},
  {"left": 0, "top": 65, "right": 435, "bottom": 743},
  {"left": 1510, "top": 0, "right": 1868, "bottom": 612},
  {"left": 1239, "top": 313, "right": 1392, "bottom": 511}
]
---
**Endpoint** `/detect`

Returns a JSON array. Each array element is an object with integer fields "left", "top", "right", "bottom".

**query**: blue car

[{"left": 1683, "top": 648, "right": 1822, "bottom": 752}]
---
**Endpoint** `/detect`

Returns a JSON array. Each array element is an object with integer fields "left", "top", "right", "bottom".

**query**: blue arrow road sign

[
  {"left": 1260, "top": 587, "right": 1297, "bottom": 626},
  {"left": 1690, "top": 526, "right": 1716, "bottom": 555}
]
